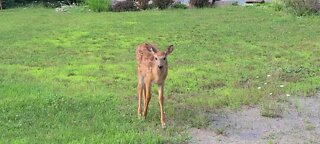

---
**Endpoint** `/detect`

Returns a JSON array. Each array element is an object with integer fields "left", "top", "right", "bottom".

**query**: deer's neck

[{"left": 151, "top": 65, "right": 168, "bottom": 84}]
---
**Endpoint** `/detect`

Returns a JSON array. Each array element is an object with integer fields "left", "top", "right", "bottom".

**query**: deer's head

[{"left": 146, "top": 44, "right": 174, "bottom": 70}]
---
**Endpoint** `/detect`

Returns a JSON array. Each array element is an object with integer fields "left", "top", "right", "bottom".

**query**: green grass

[{"left": 0, "top": 6, "right": 320, "bottom": 143}]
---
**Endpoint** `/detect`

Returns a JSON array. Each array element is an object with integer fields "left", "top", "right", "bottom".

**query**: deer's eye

[
  {"left": 155, "top": 57, "right": 158, "bottom": 60},
  {"left": 163, "top": 57, "right": 166, "bottom": 60}
]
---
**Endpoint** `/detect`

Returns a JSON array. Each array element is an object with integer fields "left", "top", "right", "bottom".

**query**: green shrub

[
  {"left": 287, "top": 0, "right": 319, "bottom": 15},
  {"left": 171, "top": 2, "right": 187, "bottom": 9},
  {"left": 112, "top": 0, "right": 137, "bottom": 12},
  {"left": 2, "top": 0, "right": 17, "bottom": 8},
  {"left": 275, "top": 0, "right": 320, "bottom": 16},
  {"left": 2, "top": 0, "right": 82, "bottom": 8},
  {"left": 153, "top": 0, "right": 173, "bottom": 9},
  {"left": 136, "top": 0, "right": 149, "bottom": 10},
  {"left": 189, "top": 0, "right": 213, "bottom": 8},
  {"left": 85, "top": 0, "right": 111, "bottom": 12}
]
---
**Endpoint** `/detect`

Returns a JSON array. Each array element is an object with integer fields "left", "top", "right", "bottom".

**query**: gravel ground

[{"left": 190, "top": 93, "right": 320, "bottom": 144}]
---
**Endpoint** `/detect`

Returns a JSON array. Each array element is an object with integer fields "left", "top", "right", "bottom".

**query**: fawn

[{"left": 135, "top": 43, "right": 174, "bottom": 128}]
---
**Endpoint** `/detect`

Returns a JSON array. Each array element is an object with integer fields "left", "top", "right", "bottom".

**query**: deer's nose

[{"left": 158, "top": 65, "right": 163, "bottom": 69}]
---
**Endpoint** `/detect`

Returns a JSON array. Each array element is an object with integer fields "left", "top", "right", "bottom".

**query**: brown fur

[{"left": 135, "top": 43, "right": 174, "bottom": 128}]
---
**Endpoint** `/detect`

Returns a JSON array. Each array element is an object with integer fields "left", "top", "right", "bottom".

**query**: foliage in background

[
  {"left": 171, "top": 2, "right": 187, "bottom": 9},
  {"left": 112, "top": 0, "right": 137, "bottom": 12},
  {"left": 1, "top": 0, "right": 82, "bottom": 8},
  {"left": 136, "top": 0, "right": 149, "bottom": 9},
  {"left": 153, "top": 0, "right": 173, "bottom": 9},
  {"left": 272, "top": 0, "right": 320, "bottom": 15},
  {"left": 189, "top": 0, "right": 215, "bottom": 8},
  {"left": 85, "top": 0, "right": 111, "bottom": 11}
]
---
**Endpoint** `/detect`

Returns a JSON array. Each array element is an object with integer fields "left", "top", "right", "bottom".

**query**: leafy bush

[
  {"left": 273, "top": 0, "right": 320, "bottom": 16},
  {"left": 135, "top": 0, "right": 149, "bottom": 9},
  {"left": 153, "top": 0, "right": 172, "bottom": 9},
  {"left": 2, "top": 0, "right": 82, "bottom": 8},
  {"left": 171, "top": 2, "right": 187, "bottom": 9},
  {"left": 112, "top": 0, "right": 137, "bottom": 12},
  {"left": 286, "top": 0, "right": 319, "bottom": 15},
  {"left": 2, "top": 0, "right": 16, "bottom": 8},
  {"left": 85, "top": 0, "right": 111, "bottom": 12},
  {"left": 189, "top": 0, "right": 214, "bottom": 8}
]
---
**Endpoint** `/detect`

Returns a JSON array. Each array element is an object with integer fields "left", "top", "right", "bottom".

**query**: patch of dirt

[{"left": 189, "top": 93, "right": 320, "bottom": 144}]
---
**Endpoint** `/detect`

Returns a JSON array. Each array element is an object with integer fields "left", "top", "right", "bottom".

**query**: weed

[
  {"left": 304, "top": 120, "right": 316, "bottom": 131},
  {"left": 260, "top": 100, "right": 284, "bottom": 118},
  {"left": 267, "top": 139, "right": 274, "bottom": 144},
  {"left": 214, "top": 126, "right": 227, "bottom": 135}
]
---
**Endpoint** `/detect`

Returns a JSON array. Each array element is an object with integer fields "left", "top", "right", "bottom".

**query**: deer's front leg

[
  {"left": 143, "top": 82, "right": 151, "bottom": 117},
  {"left": 137, "top": 79, "right": 143, "bottom": 117},
  {"left": 158, "top": 84, "right": 166, "bottom": 128}
]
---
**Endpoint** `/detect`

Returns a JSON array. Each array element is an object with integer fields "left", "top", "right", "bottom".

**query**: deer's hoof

[
  {"left": 138, "top": 112, "right": 142, "bottom": 117},
  {"left": 161, "top": 123, "right": 166, "bottom": 129}
]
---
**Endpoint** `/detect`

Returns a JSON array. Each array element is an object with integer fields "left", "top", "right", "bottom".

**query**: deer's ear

[
  {"left": 165, "top": 45, "right": 174, "bottom": 55},
  {"left": 145, "top": 43, "right": 156, "bottom": 54}
]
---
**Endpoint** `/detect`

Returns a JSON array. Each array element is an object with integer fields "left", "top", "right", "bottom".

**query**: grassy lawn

[{"left": 0, "top": 6, "right": 320, "bottom": 143}]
